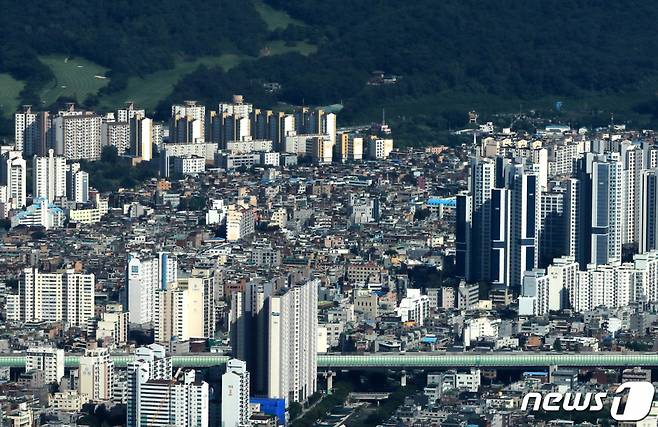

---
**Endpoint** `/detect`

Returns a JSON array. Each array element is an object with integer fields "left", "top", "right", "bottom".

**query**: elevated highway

[{"left": 1, "top": 352, "right": 658, "bottom": 369}]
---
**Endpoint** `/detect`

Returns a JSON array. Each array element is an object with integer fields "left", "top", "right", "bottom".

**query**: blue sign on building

[{"left": 250, "top": 397, "right": 286, "bottom": 426}]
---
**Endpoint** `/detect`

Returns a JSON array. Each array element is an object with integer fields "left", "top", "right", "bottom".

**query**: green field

[
  {"left": 99, "top": 40, "right": 315, "bottom": 112},
  {"left": 0, "top": 74, "right": 24, "bottom": 117},
  {"left": 98, "top": 54, "right": 245, "bottom": 113},
  {"left": 38, "top": 55, "right": 110, "bottom": 106},
  {"left": 254, "top": 0, "right": 305, "bottom": 31},
  {"left": 0, "top": 1, "right": 315, "bottom": 117}
]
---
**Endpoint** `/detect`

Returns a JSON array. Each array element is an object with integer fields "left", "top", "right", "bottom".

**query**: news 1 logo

[{"left": 521, "top": 382, "right": 655, "bottom": 421}]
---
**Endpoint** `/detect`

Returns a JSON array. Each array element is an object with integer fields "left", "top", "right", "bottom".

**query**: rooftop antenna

[{"left": 382, "top": 108, "right": 386, "bottom": 125}]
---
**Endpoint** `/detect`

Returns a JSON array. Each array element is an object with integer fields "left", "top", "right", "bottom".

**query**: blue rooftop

[{"left": 427, "top": 197, "right": 456, "bottom": 207}]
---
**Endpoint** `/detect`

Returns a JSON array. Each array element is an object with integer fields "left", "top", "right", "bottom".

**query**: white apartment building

[
  {"left": 307, "top": 135, "right": 333, "bottom": 164},
  {"left": 127, "top": 345, "right": 208, "bottom": 427},
  {"left": 219, "top": 96, "right": 253, "bottom": 118},
  {"left": 68, "top": 195, "right": 110, "bottom": 224},
  {"left": 226, "top": 138, "right": 273, "bottom": 153},
  {"left": 270, "top": 206, "right": 287, "bottom": 229},
  {"left": 154, "top": 274, "right": 215, "bottom": 343},
  {"left": 96, "top": 304, "right": 129, "bottom": 347},
  {"left": 117, "top": 103, "right": 145, "bottom": 122},
  {"left": 67, "top": 165, "right": 89, "bottom": 203},
  {"left": 367, "top": 137, "right": 394, "bottom": 159},
  {"left": 283, "top": 133, "right": 333, "bottom": 163},
  {"left": 337, "top": 133, "right": 364, "bottom": 162},
  {"left": 127, "top": 252, "right": 177, "bottom": 325},
  {"left": 589, "top": 153, "right": 624, "bottom": 265},
  {"left": 49, "top": 390, "right": 84, "bottom": 412},
  {"left": 130, "top": 115, "right": 153, "bottom": 161},
  {"left": 126, "top": 344, "right": 172, "bottom": 426},
  {"left": 15, "top": 106, "right": 52, "bottom": 155},
  {"left": 153, "top": 278, "right": 205, "bottom": 343},
  {"left": 634, "top": 250, "right": 658, "bottom": 302},
  {"left": 268, "top": 279, "right": 318, "bottom": 404},
  {"left": 547, "top": 257, "right": 579, "bottom": 303},
  {"left": 519, "top": 270, "right": 552, "bottom": 317},
  {"left": 78, "top": 347, "right": 114, "bottom": 401},
  {"left": 226, "top": 204, "right": 255, "bottom": 242},
  {"left": 221, "top": 359, "right": 251, "bottom": 427},
  {"left": 548, "top": 142, "right": 581, "bottom": 177},
  {"left": 186, "top": 270, "right": 217, "bottom": 339},
  {"left": 172, "top": 155, "right": 205, "bottom": 176},
  {"left": 133, "top": 370, "right": 208, "bottom": 427},
  {"left": 206, "top": 199, "right": 226, "bottom": 225},
  {"left": 15, "top": 106, "right": 38, "bottom": 152},
  {"left": 102, "top": 121, "right": 131, "bottom": 155},
  {"left": 16, "top": 268, "right": 94, "bottom": 327},
  {"left": 11, "top": 197, "right": 65, "bottom": 229},
  {"left": 519, "top": 257, "right": 579, "bottom": 316},
  {"left": 517, "top": 251, "right": 658, "bottom": 313},
  {"left": 25, "top": 347, "right": 64, "bottom": 385},
  {"left": 171, "top": 101, "right": 206, "bottom": 143},
  {"left": 426, "top": 368, "right": 481, "bottom": 400},
  {"left": 463, "top": 317, "right": 501, "bottom": 347},
  {"left": 33, "top": 149, "right": 66, "bottom": 202},
  {"left": 4, "top": 404, "right": 33, "bottom": 426},
  {"left": 0, "top": 150, "right": 26, "bottom": 209},
  {"left": 260, "top": 151, "right": 280, "bottom": 167},
  {"left": 152, "top": 122, "right": 164, "bottom": 148},
  {"left": 53, "top": 107, "right": 102, "bottom": 160},
  {"left": 396, "top": 288, "right": 431, "bottom": 326}
]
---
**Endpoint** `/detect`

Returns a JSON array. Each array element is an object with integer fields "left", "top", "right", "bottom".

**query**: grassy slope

[
  {"left": 99, "top": 1, "right": 314, "bottom": 113},
  {"left": 0, "top": 2, "right": 315, "bottom": 116},
  {"left": 98, "top": 40, "right": 316, "bottom": 113},
  {"left": 253, "top": 0, "right": 305, "bottom": 30},
  {"left": 98, "top": 54, "right": 246, "bottom": 113},
  {"left": 0, "top": 74, "right": 24, "bottom": 117},
  {"left": 38, "top": 55, "right": 109, "bottom": 106}
]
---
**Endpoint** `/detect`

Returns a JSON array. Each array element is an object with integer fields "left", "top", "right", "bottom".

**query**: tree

[
  {"left": 100, "top": 146, "right": 119, "bottom": 164},
  {"left": 289, "top": 402, "right": 303, "bottom": 420}
]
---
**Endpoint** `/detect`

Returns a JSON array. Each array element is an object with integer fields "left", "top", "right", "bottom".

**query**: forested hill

[
  {"left": 0, "top": 0, "right": 267, "bottom": 103},
  {"left": 268, "top": 0, "right": 658, "bottom": 95},
  {"left": 3, "top": 0, "right": 658, "bottom": 143}
]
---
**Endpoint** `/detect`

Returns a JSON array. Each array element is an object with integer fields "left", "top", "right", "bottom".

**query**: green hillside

[
  {"left": 38, "top": 55, "right": 109, "bottom": 107},
  {"left": 254, "top": 0, "right": 305, "bottom": 31},
  {"left": 98, "top": 55, "right": 247, "bottom": 114},
  {"left": 2, "top": 0, "right": 658, "bottom": 144},
  {"left": 99, "top": 41, "right": 316, "bottom": 113},
  {"left": 0, "top": 74, "right": 24, "bottom": 118}
]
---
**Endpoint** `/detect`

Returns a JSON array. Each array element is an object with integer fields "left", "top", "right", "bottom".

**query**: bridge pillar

[
  {"left": 327, "top": 370, "right": 334, "bottom": 395},
  {"left": 549, "top": 365, "right": 558, "bottom": 383},
  {"left": 401, "top": 370, "right": 407, "bottom": 387}
]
